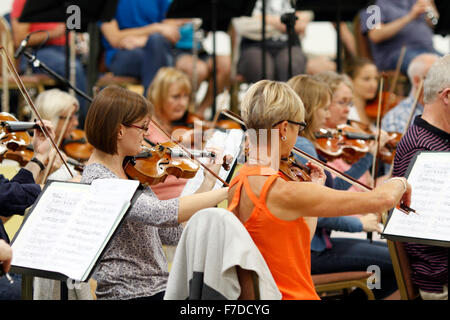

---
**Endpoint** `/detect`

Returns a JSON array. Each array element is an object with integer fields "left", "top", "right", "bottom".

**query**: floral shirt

[{"left": 81, "top": 163, "right": 182, "bottom": 300}]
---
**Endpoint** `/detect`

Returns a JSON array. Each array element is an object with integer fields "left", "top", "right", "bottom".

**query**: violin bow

[
  {"left": 221, "top": 109, "right": 416, "bottom": 215},
  {"left": 371, "top": 75, "right": 384, "bottom": 182},
  {"left": 0, "top": 46, "right": 73, "bottom": 178},
  {"left": 149, "top": 119, "right": 229, "bottom": 186},
  {"left": 386, "top": 45, "right": 406, "bottom": 104}
]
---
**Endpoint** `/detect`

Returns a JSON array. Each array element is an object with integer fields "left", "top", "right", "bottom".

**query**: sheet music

[
  {"left": 383, "top": 152, "right": 450, "bottom": 243},
  {"left": 181, "top": 129, "right": 244, "bottom": 196},
  {"left": 11, "top": 179, "right": 139, "bottom": 281}
]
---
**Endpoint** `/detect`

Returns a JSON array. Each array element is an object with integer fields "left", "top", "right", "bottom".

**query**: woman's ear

[{"left": 117, "top": 124, "right": 125, "bottom": 140}]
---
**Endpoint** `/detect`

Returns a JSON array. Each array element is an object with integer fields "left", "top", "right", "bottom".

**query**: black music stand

[
  {"left": 18, "top": 0, "right": 118, "bottom": 102},
  {"left": 166, "top": 0, "right": 257, "bottom": 120},
  {"left": 295, "top": 0, "right": 370, "bottom": 72}
]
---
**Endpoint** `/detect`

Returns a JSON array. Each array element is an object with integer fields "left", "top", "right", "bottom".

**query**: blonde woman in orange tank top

[{"left": 228, "top": 80, "right": 412, "bottom": 300}]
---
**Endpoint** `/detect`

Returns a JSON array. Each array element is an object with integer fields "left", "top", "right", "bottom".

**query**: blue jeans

[
  {"left": 0, "top": 273, "right": 21, "bottom": 300},
  {"left": 109, "top": 33, "right": 174, "bottom": 96},
  {"left": 385, "top": 46, "right": 443, "bottom": 75},
  {"left": 311, "top": 238, "right": 397, "bottom": 300},
  {"left": 21, "top": 46, "right": 89, "bottom": 129}
]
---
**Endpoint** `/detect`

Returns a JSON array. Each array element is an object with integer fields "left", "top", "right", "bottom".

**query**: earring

[{"left": 281, "top": 136, "right": 287, "bottom": 141}]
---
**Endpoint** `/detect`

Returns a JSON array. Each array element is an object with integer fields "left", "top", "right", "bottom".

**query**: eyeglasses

[
  {"left": 123, "top": 123, "right": 149, "bottom": 132},
  {"left": 272, "top": 120, "right": 307, "bottom": 134}
]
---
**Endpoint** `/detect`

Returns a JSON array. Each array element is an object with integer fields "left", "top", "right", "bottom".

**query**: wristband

[
  {"left": 30, "top": 157, "right": 46, "bottom": 171},
  {"left": 389, "top": 177, "right": 407, "bottom": 193}
]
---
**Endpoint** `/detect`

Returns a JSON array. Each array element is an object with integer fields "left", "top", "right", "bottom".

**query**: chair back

[{"left": 387, "top": 240, "right": 420, "bottom": 300}]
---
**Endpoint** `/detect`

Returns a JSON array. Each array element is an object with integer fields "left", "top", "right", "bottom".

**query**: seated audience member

[
  {"left": 392, "top": 54, "right": 449, "bottom": 300},
  {"left": 235, "top": 0, "right": 335, "bottom": 83},
  {"left": 359, "top": 0, "right": 442, "bottom": 74},
  {"left": 100, "top": 0, "right": 182, "bottom": 95},
  {"left": 174, "top": 22, "right": 232, "bottom": 116},
  {"left": 10, "top": 0, "right": 89, "bottom": 128}
]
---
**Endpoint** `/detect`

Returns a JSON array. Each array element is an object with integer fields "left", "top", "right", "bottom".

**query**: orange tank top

[{"left": 227, "top": 164, "right": 320, "bottom": 300}]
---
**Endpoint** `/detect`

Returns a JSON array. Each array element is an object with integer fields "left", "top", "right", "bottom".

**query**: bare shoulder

[{"left": 266, "top": 178, "right": 324, "bottom": 220}]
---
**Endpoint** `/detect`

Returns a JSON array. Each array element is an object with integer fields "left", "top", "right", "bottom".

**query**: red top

[
  {"left": 11, "top": 0, "right": 66, "bottom": 46},
  {"left": 228, "top": 164, "right": 320, "bottom": 300}
]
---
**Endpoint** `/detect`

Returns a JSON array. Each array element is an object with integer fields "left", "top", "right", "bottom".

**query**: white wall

[
  {"left": 302, "top": 22, "right": 449, "bottom": 58},
  {"left": 0, "top": 0, "right": 13, "bottom": 16}
]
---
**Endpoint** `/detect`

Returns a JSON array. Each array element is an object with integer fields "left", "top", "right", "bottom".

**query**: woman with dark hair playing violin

[
  {"left": 227, "top": 80, "right": 412, "bottom": 300},
  {"left": 288, "top": 74, "right": 398, "bottom": 299},
  {"left": 81, "top": 85, "right": 228, "bottom": 300}
]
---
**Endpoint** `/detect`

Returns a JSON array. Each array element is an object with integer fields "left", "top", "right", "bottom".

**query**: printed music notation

[
  {"left": 383, "top": 152, "right": 450, "bottom": 245},
  {"left": 11, "top": 179, "right": 139, "bottom": 281}
]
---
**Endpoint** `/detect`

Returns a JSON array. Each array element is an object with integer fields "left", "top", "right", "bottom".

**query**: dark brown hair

[
  {"left": 85, "top": 86, "right": 153, "bottom": 154},
  {"left": 345, "top": 57, "right": 375, "bottom": 80}
]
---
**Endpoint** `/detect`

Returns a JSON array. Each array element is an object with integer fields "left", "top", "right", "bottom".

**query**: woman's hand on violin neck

[{"left": 306, "top": 162, "right": 326, "bottom": 185}]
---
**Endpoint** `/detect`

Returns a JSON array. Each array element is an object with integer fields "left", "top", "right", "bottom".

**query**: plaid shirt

[{"left": 382, "top": 93, "right": 424, "bottom": 134}]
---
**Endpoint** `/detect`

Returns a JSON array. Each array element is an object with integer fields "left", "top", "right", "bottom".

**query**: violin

[
  {"left": 123, "top": 141, "right": 201, "bottom": 186},
  {"left": 61, "top": 129, "right": 94, "bottom": 162},
  {"left": 0, "top": 114, "right": 85, "bottom": 171},
  {"left": 365, "top": 91, "right": 402, "bottom": 119},
  {"left": 314, "top": 124, "right": 375, "bottom": 164},
  {"left": 0, "top": 113, "right": 34, "bottom": 166},
  {"left": 348, "top": 120, "right": 402, "bottom": 164},
  {"left": 279, "top": 153, "right": 312, "bottom": 182}
]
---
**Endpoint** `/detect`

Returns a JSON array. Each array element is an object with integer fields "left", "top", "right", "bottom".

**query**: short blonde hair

[
  {"left": 240, "top": 80, "right": 305, "bottom": 130},
  {"left": 34, "top": 89, "right": 79, "bottom": 125},
  {"left": 313, "top": 71, "right": 353, "bottom": 95},
  {"left": 147, "top": 67, "right": 192, "bottom": 118},
  {"left": 287, "top": 75, "right": 332, "bottom": 141}
]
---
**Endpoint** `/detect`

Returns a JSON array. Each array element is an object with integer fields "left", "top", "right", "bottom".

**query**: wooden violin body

[
  {"left": 0, "top": 112, "right": 33, "bottom": 166},
  {"left": 123, "top": 141, "right": 200, "bottom": 186},
  {"left": 279, "top": 154, "right": 312, "bottom": 182},
  {"left": 61, "top": 129, "right": 94, "bottom": 162},
  {"left": 365, "top": 91, "right": 402, "bottom": 119},
  {"left": 315, "top": 124, "right": 374, "bottom": 164},
  {"left": 348, "top": 120, "right": 401, "bottom": 164}
]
